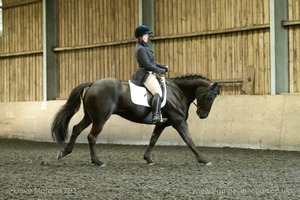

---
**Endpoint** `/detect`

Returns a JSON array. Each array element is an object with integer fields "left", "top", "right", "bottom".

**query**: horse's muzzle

[{"left": 197, "top": 107, "right": 209, "bottom": 119}]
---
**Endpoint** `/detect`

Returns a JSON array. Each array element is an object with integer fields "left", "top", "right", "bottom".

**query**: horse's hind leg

[
  {"left": 57, "top": 114, "right": 91, "bottom": 159},
  {"left": 144, "top": 125, "right": 166, "bottom": 164},
  {"left": 87, "top": 122, "right": 106, "bottom": 166}
]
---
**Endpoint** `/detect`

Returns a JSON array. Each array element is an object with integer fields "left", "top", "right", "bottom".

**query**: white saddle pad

[{"left": 128, "top": 77, "right": 167, "bottom": 108}]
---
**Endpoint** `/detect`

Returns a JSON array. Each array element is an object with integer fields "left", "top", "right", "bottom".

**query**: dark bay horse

[{"left": 51, "top": 74, "right": 221, "bottom": 166}]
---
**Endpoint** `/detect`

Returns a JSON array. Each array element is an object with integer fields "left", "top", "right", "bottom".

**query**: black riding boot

[{"left": 152, "top": 93, "right": 167, "bottom": 124}]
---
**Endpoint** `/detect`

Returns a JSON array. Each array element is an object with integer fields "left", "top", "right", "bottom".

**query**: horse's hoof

[
  {"left": 56, "top": 151, "right": 64, "bottom": 159},
  {"left": 91, "top": 163, "right": 106, "bottom": 167},
  {"left": 100, "top": 163, "right": 107, "bottom": 168},
  {"left": 148, "top": 162, "right": 155, "bottom": 166},
  {"left": 91, "top": 161, "right": 104, "bottom": 167},
  {"left": 205, "top": 162, "right": 213, "bottom": 167}
]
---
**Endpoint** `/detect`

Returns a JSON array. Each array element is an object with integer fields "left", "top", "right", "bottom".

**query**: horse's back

[
  {"left": 84, "top": 78, "right": 129, "bottom": 104},
  {"left": 93, "top": 77, "right": 121, "bottom": 86}
]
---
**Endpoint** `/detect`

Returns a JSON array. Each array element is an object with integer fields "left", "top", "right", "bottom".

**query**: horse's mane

[{"left": 170, "top": 73, "right": 212, "bottom": 82}]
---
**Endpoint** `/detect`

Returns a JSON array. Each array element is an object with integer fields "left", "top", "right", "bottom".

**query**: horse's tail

[{"left": 51, "top": 82, "right": 93, "bottom": 143}]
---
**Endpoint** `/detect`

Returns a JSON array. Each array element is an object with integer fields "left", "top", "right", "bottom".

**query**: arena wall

[
  {"left": 1, "top": 0, "right": 300, "bottom": 102},
  {"left": 0, "top": 95, "right": 299, "bottom": 151}
]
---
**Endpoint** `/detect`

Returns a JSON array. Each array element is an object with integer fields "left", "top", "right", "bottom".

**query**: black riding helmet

[{"left": 135, "top": 25, "right": 153, "bottom": 38}]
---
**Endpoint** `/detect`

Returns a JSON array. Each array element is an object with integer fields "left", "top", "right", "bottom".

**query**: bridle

[
  {"left": 167, "top": 71, "right": 217, "bottom": 109},
  {"left": 168, "top": 72, "right": 217, "bottom": 111},
  {"left": 191, "top": 83, "right": 215, "bottom": 109}
]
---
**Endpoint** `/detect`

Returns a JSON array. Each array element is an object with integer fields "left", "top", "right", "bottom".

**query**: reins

[{"left": 191, "top": 101, "right": 199, "bottom": 108}]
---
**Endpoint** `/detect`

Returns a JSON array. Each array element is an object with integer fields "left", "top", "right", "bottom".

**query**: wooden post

[
  {"left": 140, "top": 0, "right": 154, "bottom": 49},
  {"left": 43, "top": 0, "right": 57, "bottom": 101},
  {"left": 270, "top": 0, "right": 289, "bottom": 94}
]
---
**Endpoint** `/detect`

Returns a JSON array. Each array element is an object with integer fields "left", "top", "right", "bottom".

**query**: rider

[{"left": 132, "top": 25, "right": 168, "bottom": 124}]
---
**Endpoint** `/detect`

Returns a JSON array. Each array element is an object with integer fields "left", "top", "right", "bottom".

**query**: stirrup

[{"left": 153, "top": 113, "right": 167, "bottom": 124}]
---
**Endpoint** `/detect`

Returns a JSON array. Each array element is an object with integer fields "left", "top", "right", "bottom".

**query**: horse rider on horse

[{"left": 132, "top": 25, "right": 168, "bottom": 124}]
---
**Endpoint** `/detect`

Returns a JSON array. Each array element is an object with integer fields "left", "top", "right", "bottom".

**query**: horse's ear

[
  {"left": 210, "top": 82, "right": 218, "bottom": 89},
  {"left": 210, "top": 82, "right": 221, "bottom": 95}
]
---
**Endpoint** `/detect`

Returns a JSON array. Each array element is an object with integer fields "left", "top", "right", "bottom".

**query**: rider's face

[{"left": 141, "top": 34, "right": 149, "bottom": 43}]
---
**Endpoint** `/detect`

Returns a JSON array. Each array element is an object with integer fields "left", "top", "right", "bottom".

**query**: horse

[{"left": 51, "top": 74, "right": 221, "bottom": 166}]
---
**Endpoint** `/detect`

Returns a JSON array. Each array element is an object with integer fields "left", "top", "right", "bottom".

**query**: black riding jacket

[{"left": 132, "top": 40, "right": 167, "bottom": 85}]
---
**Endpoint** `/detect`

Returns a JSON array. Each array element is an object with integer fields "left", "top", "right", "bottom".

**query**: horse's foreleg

[
  {"left": 87, "top": 123, "right": 105, "bottom": 166},
  {"left": 174, "top": 122, "right": 212, "bottom": 166},
  {"left": 57, "top": 115, "right": 91, "bottom": 159},
  {"left": 144, "top": 125, "right": 166, "bottom": 164}
]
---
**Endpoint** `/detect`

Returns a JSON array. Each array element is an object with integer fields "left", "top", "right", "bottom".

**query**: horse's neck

[
  {"left": 174, "top": 78, "right": 211, "bottom": 90},
  {"left": 171, "top": 78, "right": 211, "bottom": 100},
  {"left": 169, "top": 80, "right": 195, "bottom": 100}
]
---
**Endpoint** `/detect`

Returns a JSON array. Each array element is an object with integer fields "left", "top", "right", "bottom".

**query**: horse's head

[
  {"left": 171, "top": 74, "right": 221, "bottom": 119},
  {"left": 195, "top": 82, "right": 221, "bottom": 119}
]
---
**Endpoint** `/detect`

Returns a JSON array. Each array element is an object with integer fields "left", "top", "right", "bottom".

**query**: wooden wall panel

[
  {"left": 154, "top": 0, "right": 270, "bottom": 95},
  {"left": 0, "top": 55, "right": 42, "bottom": 101},
  {"left": 288, "top": 0, "right": 300, "bottom": 93},
  {"left": 0, "top": 0, "right": 43, "bottom": 102},
  {"left": 1, "top": 0, "right": 299, "bottom": 101},
  {"left": 57, "top": 44, "right": 136, "bottom": 98},
  {"left": 56, "top": 0, "right": 138, "bottom": 98}
]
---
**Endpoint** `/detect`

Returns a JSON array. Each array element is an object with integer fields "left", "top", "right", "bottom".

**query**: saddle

[{"left": 128, "top": 77, "right": 167, "bottom": 108}]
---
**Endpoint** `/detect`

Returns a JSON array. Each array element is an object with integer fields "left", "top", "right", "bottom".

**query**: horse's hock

[{"left": 0, "top": 94, "right": 299, "bottom": 151}]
